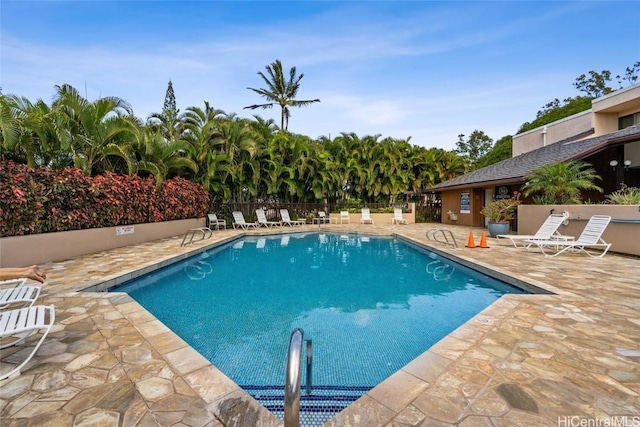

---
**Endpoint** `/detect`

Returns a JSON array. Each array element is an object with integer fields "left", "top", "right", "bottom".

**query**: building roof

[{"left": 428, "top": 125, "right": 640, "bottom": 192}]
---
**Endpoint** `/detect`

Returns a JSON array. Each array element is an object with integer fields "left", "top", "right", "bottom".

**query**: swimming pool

[{"left": 113, "top": 232, "right": 527, "bottom": 424}]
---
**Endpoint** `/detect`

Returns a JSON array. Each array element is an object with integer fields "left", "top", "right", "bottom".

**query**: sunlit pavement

[{"left": 1, "top": 222, "right": 639, "bottom": 426}]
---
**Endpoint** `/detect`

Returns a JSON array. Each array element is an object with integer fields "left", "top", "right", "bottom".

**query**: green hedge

[{"left": 0, "top": 161, "right": 210, "bottom": 236}]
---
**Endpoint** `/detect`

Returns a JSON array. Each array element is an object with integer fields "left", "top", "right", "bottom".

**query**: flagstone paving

[{"left": 1, "top": 222, "right": 639, "bottom": 426}]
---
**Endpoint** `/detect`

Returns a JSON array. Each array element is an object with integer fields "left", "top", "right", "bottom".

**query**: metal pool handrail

[
  {"left": 425, "top": 228, "right": 458, "bottom": 248},
  {"left": 285, "top": 328, "right": 304, "bottom": 427}
]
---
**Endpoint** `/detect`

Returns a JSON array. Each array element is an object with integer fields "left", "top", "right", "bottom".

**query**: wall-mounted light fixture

[{"left": 610, "top": 160, "right": 632, "bottom": 170}]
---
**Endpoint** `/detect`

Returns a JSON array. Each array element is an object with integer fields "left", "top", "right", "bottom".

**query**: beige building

[{"left": 429, "top": 83, "right": 640, "bottom": 229}]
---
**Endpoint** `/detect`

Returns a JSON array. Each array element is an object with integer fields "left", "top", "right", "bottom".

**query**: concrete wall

[
  {"left": 512, "top": 111, "right": 592, "bottom": 157},
  {"left": 0, "top": 218, "right": 205, "bottom": 267},
  {"left": 517, "top": 205, "right": 640, "bottom": 256},
  {"left": 513, "top": 84, "right": 640, "bottom": 158},
  {"left": 329, "top": 203, "right": 416, "bottom": 224}
]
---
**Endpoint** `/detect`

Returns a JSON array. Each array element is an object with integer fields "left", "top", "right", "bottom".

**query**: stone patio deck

[{"left": 1, "top": 222, "right": 639, "bottom": 426}]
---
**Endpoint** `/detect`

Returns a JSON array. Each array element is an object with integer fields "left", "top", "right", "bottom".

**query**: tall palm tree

[
  {"left": 244, "top": 59, "right": 320, "bottom": 130},
  {"left": 522, "top": 161, "right": 603, "bottom": 204}
]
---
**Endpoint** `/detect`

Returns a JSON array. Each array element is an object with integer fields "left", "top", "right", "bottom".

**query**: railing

[
  {"left": 284, "top": 328, "right": 303, "bottom": 427},
  {"left": 425, "top": 228, "right": 458, "bottom": 248},
  {"left": 284, "top": 328, "right": 313, "bottom": 427},
  {"left": 180, "top": 227, "right": 212, "bottom": 247}
]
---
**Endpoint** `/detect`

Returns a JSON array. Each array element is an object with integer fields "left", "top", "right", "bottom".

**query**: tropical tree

[
  {"left": 433, "top": 149, "right": 466, "bottom": 183},
  {"left": 147, "top": 80, "right": 183, "bottom": 143},
  {"left": 477, "top": 135, "right": 512, "bottom": 168},
  {"left": 211, "top": 117, "right": 259, "bottom": 202},
  {"left": 456, "top": 130, "right": 492, "bottom": 171},
  {"left": 573, "top": 70, "right": 613, "bottom": 98},
  {"left": 54, "top": 84, "right": 138, "bottom": 175},
  {"left": 0, "top": 94, "right": 75, "bottom": 169},
  {"left": 522, "top": 161, "right": 603, "bottom": 204},
  {"left": 180, "top": 102, "right": 227, "bottom": 191},
  {"left": 245, "top": 59, "right": 320, "bottom": 131},
  {"left": 132, "top": 129, "right": 198, "bottom": 187}
]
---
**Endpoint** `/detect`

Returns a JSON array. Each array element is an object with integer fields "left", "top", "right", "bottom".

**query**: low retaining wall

[
  {"left": 0, "top": 218, "right": 205, "bottom": 267},
  {"left": 517, "top": 205, "right": 640, "bottom": 257},
  {"left": 328, "top": 204, "right": 416, "bottom": 225}
]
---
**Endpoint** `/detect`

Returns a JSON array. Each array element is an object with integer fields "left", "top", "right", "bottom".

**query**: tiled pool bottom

[
  {"left": 246, "top": 385, "right": 369, "bottom": 426},
  {"left": 2, "top": 224, "right": 640, "bottom": 426},
  {"left": 111, "top": 233, "right": 528, "bottom": 425}
]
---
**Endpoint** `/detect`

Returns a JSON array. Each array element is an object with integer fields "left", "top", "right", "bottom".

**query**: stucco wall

[
  {"left": 0, "top": 218, "right": 205, "bottom": 267},
  {"left": 328, "top": 203, "right": 416, "bottom": 224},
  {"left": 517, "top": 205, "right": 640, "bottom": 256},
  {"left": 512, "top": 111, "right": 592, "bottom": 157}
]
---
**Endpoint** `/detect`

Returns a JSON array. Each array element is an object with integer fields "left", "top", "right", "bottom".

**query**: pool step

[{"left": 243, "top": 385, "right": 371, "bottom": 427}]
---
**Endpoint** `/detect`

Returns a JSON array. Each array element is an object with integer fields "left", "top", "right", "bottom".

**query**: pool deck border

[{"left": 1, "top": 223, "right": 639, "bottom": 426}]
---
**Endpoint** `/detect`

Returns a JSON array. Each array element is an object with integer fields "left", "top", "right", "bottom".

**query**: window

[{"left": 619, "top": 112, "right": 640, "bottom": 129}]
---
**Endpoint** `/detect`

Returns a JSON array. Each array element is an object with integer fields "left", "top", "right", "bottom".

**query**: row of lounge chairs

[
  {"left": 232, "top": 209, "right": 308, "bottom": 230},
  {"left": 0, "top": 278, "right": 55, "bottom": 380},
  {"left": 497, "top": 213, "right": 612, "bottom": 258},
  {"left": 229, "top": 208, "right": 410, "bottom": 228}
]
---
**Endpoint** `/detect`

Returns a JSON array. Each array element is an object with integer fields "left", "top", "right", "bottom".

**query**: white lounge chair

[
  {"left": 339, "top": 211, "right": 350, "bottom": 224},
  {"left": 360, "top": 208, "right": 374, "bottom": 224},
  {"left": 280, "top": 209, "right": 305, "bottom": 226},
  {"left": 232, "top": 211, "right": 259, "bottom": 230},
  {"left": 313, "top": 211, "right": 330, "bottom": 224},
  {"left": 0, "top": 305, "right": 55, "bottom": 380},
  {"left": 207, "top": 213, "right": 226, "bottom": 230},
  {"left": 497, "top": 213, "right": 569, "bottom": 248},
  {"left": 256, "top": 209, "right": 281, "bottom": 228},
  {"left": 0, "top": 278, "right": 27, "bottom": 289},
  {"left": 525, "top": 215, "right": 612, "bottom": 258},
  {"left": 0, "top": 285, "right": 42, "bottom": 309},
  {"left": 391, "top": 208, "right": 408, "bottom": 225}
]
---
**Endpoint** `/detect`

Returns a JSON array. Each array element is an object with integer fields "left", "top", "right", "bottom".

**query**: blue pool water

[{"left": 114, "top": 233, "right": 526, "bottom": 422}]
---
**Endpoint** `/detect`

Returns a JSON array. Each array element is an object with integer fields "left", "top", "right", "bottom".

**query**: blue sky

[{"left": 1, "top": 1, "right": 639, "bottom": 150}]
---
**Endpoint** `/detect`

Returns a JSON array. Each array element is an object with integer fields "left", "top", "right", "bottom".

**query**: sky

[{"left": 1, "top": 1, "right": 639, "bottom": 151}]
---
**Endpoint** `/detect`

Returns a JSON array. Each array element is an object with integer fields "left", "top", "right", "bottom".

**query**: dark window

[{"left": 619, "top": 112, "right": 640, "bottom": 129}]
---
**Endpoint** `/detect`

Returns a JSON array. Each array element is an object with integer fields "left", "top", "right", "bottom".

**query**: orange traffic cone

[
  {"left": 479, "top": 231, "right": 490, "bottom": 248},
  {"left": 465, "top": 231, "right": 476, "bottom": 248}
]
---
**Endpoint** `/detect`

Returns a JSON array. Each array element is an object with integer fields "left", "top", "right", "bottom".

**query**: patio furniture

[
  {"left": 360, "top": 208, "right": 374, "bottom": 224},
  {"left": 280, "top": 209, "right": 305, "bottom": 226},
  {"left": 391, "top": 208, "right": 408, "bottom": 225},
  {"left": 207, "top": 213, "right": 227, "bottom": 230},
  {"left": 0, "top": 305, "right": 55, "bottom": 380},
  {"left": 232, "top": 211, "right": 260, "bottom": 230},
  {"left": 256, "top": 209, "right": 281, "bottom": 228},
  {"left": 335, "top": 211, "right": 350, "bottom": 224},
  {"left": 0, "top": 285, "right": 42, "bottom": 309},
  {"left": 497, "top": 213, "right": 570, "bottom": 248},
  {"left": 525, "top": 215, "right": 612, "bottom": 258},
  {"left": 313, "top": 211, "right": 330, "bottom": 224}
]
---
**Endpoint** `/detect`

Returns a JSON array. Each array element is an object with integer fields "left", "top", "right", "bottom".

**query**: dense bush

[
  {"left": 0, "top": 161, "right": 210, "bottom": 236},
  {"left": 606, "top": 185, "right": 640, "bottom": 204}
]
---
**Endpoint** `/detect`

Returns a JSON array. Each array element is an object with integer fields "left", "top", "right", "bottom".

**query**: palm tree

[
  {"left": 133, "top": 129, "right": 198, "bottom": 187},
  {"left": 244, "top": 59, "right": 320, "bottom": 130},
  {"left": 0, "top": 94, "right": 72, "bottom": 168},
  {"left": 180, "top": 102, "right": 226, "bottom": 190},
  {"left": 54, "top": 84, "right": 138, "bottom": 175},
  {"left": 522, "top": 161, "right": 603, "bottom": 204}
]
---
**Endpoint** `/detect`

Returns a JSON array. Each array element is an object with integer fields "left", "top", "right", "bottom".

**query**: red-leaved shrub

[{"left": 0, "top": 161, "right": 210, "bottom": 236}]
